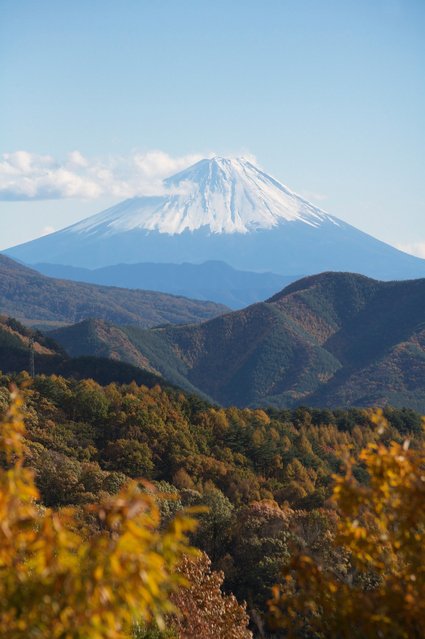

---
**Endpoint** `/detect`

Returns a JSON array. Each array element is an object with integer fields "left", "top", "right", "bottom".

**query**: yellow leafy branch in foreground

[
  {"left": 268, "top": 409, "right": 425, "bottom": 639},
  {"left": 0, "top": 385, "right": 198, "bottom": 639}
]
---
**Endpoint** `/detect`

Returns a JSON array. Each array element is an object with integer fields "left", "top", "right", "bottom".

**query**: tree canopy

[
  {"left": 269, "top": 410, "right": 425, "bottom": 638},
  {"left": 0, "top": 386, "right": 198, "bottom": 639}
]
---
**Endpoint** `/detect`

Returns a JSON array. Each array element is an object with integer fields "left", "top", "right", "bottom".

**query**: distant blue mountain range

[{"left": 28, "top": 260, "right": 301, "bottom": 310}]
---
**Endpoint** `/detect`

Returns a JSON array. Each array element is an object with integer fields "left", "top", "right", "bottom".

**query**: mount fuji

[{"left": 4, "top": 157, "right": 425, "bottom": 280}]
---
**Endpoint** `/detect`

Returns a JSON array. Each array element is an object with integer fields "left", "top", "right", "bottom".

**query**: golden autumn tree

[
  {"left": 0, "top": 386, "right": 198, "bottom": 639},
  {"left": 171, "top": 553, "right": 252, "bottom": 639},
  {"left": 269, "top": 410, "right": 425, "bottom": 638}
]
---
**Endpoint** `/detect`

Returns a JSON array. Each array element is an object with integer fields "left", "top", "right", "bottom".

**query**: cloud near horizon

[
  {"left": 0, "top": 150, "right": 234, "bottom": 201},
  {"left": 396, "top": 242, "right": 425, "bottom": 259}
]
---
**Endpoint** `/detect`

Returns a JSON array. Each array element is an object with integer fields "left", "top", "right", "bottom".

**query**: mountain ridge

[
  {"left": 4, "top": 157, "right": 425, "bottom": 279},
  {"left": 47, "top": 271, "right": 425, "bottom": 412},
  {"left": 0, "top": 254, "right": 229, "bottom": 329},
  {"left": 28, "top": 260, "right": 302, "bottom": 310},
  {"left": 0, "top": 314, "right": 184, "bottom": 391},
  {"left": 68, "top": 157, "right": 340, "bottom": 236}
]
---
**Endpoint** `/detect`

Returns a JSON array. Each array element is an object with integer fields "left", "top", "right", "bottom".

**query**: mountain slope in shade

[
  {"left": 48, "top": 272, "right": 425, "bottom": 412},
  {"left": 30, "top": 260, "right": 302, "bottom": 310},
  {"left": 0, "top": 255, "right": 229, "bottom": 330},
  {"left": 0, "top": 314, "right": 178, "bottom": 390},
  {"left": 4, "top": 157, "right": 425, "bottom": 280}
]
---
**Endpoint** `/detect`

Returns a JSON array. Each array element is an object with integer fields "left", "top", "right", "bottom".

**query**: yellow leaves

[
  {"left": 171, "top": 553, "right": 252, "bottom": 639},
  {"left": 0, "top": 385, "right": 27, "bottom": 460},
  {"left": 269, "top": 408, "right": 425, "bottom": 638},
  {"left": 0, "top": 388, "right": 198, "bottom": 639},
  {"left": 94, "top": 565, "right": 103, "bottom": 581}
]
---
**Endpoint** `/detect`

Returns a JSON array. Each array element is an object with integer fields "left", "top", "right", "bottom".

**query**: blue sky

[{"left": 1, "top": 0, "right": 424, "bottom": 256}]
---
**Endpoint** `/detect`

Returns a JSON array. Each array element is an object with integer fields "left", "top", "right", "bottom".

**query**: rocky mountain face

[
  {"left": 48, "top": 272, "right": 425, "bottom": 411},
  {"left": 5, "top": 157, "right": 425, "bottom": 280}
]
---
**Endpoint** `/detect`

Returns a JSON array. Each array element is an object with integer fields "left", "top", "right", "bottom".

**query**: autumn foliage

[
  {"left": 269, "top": 410, "right": 425, "bottom": 638},
  {"left": 171, "top": 553, "right": 252, "bottom": 639},
  {"left": 4, "top": 372, "right": 425, "bottom": 636},
  {"left": 0, "top": 386, "right": 198, "bottom": 639}
]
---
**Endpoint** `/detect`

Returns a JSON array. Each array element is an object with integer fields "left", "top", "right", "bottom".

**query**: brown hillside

[{"left": 49, "top": 272, "right": 425, "bottom": 411}]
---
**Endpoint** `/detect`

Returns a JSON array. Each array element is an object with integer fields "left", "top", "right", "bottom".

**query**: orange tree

[
  {"left": 0, "top": 386, "right": 198, "bottom": 639},
  {"left": 269, "top": 410, "right": 425, "bottom": 639},
  {"left": 171, "top": 552, "right": 252, "bottom": 639}
]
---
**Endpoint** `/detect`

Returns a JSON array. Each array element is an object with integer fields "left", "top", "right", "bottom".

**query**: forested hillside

[
  {"left": 1, "top": 372, "right": 423, "bottom": 636},
  {"left": 0, "top": 315, "right": 180, "bottom": 390},
  {"left": 0, "top": 255, "right": 228, "bottom": 330},
  {"left": 49, "top": 272, "right": 425, "bottom": 411}
]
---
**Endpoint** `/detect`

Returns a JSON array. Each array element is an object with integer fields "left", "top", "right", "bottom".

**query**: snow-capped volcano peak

[
  {"left": 69, "top": 156, "right": 339, "bottom": 237},
  {"left": 5, "top": 156, "right": 425, "bottom": 280}
]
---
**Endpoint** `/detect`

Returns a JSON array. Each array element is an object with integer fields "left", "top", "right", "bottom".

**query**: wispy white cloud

[
  {"left": 396, "top": 242, "right": 425, "bottom": 259},
  {"left": 41, "top": 226, "right": 55, "bottom": 236},
  {"left": 0, "top": 150, "right": 217, "bottom": 201},
  {"left": 0, "top": 152, "right": 102, "bottom": 200},
  {"left": 300, "top": 190, "right": 328, "bottom": 202}
]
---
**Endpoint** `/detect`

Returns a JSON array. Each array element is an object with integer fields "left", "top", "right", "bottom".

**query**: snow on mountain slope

[
  {"left": 68, "top": 157, "right": 340, "bottom": 237},
  {"left": 4, "top": 157, "right": 425, "bottom": 280}
]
